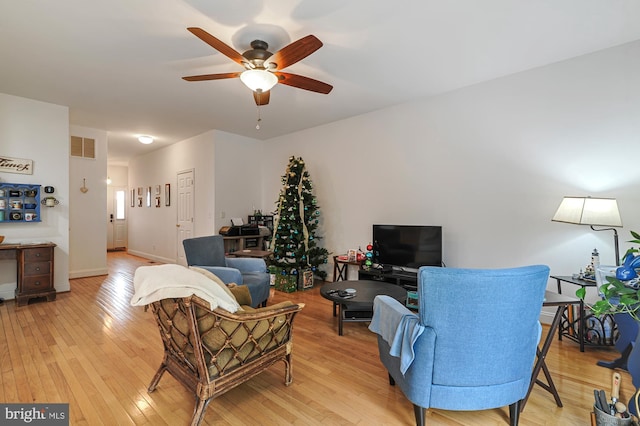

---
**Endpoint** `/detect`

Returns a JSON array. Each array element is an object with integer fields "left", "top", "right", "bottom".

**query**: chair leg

[
  {"left": 283, "top": 353, "right": 293, "bottom": 386},
  {"left": 509, "top": 400, "right": 521, "bottom": 426},
  {"left": 388, "top": 373, "right": 395, "bottom": 386},
  {"left": 190, "top": 396, "right": 211, "bottom": 426},
  {"left": 413, "top": 404, "right": 425, "bottom": 426},
  {"left": 147, "top": 363, "right": 167, "bottom": 392}
]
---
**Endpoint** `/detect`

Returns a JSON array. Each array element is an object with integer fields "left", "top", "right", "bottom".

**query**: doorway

[
  {"left": 107, "top": 185, "right": 127, "bottom": 250},
  {"left": 176, "top": 169, "right": 195, "bottom": 265}
]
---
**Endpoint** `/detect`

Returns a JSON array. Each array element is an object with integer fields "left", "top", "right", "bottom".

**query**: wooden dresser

[{"left": 0, "top": 242, "right": 56, "bottom": 306}]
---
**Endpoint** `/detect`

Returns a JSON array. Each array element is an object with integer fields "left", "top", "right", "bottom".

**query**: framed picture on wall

[
  {"left": 155, "top": 196, "right": 161, "bottom": 207},
  {"left": 165, "top": 184, "right": 170, "bottom": 206},
  {"left": 146, "top": 187, "right": 151, "bottom": 207},
  {"left": 155, "top": 185, "right": 161, "bottom": 195},
  {"left": 130, "top": 189, "right": 135, "bottom": 207}
]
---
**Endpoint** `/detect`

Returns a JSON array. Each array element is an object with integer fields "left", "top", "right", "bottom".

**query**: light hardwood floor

[{"left": 0, "top": 251, "right": 635, "bottom": 425}]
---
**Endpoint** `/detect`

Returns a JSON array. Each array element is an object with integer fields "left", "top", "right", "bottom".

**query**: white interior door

[
  {"left": 107, "top": 186, "right": 128, "bottom": 250},
  {"left": 176, "top": 169, "right": 194, "bottom": 265},
  {"left": 107, "top": 185, "right": 115, "bottom": 250},
  {"left": 113, "top": 187, "right": 127, "bottom": 249}
]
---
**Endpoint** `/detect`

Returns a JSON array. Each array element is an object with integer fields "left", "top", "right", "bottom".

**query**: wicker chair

[{"left": 147, "top": 295, "right": 304, "bottom": 426}]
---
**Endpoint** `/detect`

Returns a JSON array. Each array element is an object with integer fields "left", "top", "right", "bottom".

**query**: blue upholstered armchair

[
  {"left": 182, "top": 235, "right": 270, "bottom": 308},
  {"left": 369, "top": 265, "right": 549, "bottom": 426}
]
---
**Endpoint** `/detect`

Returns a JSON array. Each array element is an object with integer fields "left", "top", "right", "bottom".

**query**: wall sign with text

[{"left": 0, "top": 156, "right": 34, "bottom": 175}]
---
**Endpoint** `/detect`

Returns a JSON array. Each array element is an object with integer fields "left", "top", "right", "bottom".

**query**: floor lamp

[{"left": 552, "top": 196, "right": 622, "bottom": 266}]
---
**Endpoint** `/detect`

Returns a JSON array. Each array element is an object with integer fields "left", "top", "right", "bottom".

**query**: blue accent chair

[
  {"left": 370, "top": 265, "right": 549, "bottom": 426},
  {"left": 182, "top": 235, "right": 270, "bottom": 308}
]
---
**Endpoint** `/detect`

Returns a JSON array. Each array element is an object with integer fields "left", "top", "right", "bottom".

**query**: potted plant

[
  {"left": 576, "top": 231, "right": 640, "bottom": 321},
  {"left": 576, "top": 230, "right": 640, "bottom": 416}
]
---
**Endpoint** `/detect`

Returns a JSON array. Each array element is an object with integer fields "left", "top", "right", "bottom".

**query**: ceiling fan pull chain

[{"left": 256, "top": 100, "right": 262, "bottom": 130}]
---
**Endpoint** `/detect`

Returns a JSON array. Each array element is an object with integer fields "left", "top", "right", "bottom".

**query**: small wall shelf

[{"left": 0, "top": 182, "right": 42, "bottom": 223}]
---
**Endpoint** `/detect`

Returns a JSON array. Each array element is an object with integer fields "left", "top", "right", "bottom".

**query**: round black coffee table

[{"left": 320, "top": 280, "right": 407, "bottom": 335}]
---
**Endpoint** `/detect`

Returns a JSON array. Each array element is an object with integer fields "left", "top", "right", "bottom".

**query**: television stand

[{"left": 358, "top": 268, "right": 417, "bottom": 290}]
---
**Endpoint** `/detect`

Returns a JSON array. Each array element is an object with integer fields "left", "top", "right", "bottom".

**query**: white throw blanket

[{"left": 131, "top": 264, "right": 240, "bottom": 312}]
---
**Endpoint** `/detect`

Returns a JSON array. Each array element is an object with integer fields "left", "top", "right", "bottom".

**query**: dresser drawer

[
  {"left": 23, "top": 261, "right": 51, "bottom": 276},
  {"left": 23, "top": 247, "right": 52, "bottom": 262},
  {"left": 15, "top": 243, "right": 56, "bottom": 307},
  {"left": 22, "top": 275, "right": 52, "bottom": 293}
]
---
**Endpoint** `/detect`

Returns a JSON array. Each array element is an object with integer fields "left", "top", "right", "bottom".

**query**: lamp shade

[
  {"left": 240, "top": 69, "right": 278, "bottom": 92},
  {"left": 552, "top": 197, "right": 622, "bottom": 227}
]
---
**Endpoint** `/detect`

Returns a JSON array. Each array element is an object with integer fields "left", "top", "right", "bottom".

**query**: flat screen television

[{"left": 373, "top": 224, "right": 442, "bottom": 272}]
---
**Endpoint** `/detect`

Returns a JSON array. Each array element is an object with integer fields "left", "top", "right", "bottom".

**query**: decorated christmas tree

[{"left": 269, "top": 156, "right": 329, "bottom": 282}]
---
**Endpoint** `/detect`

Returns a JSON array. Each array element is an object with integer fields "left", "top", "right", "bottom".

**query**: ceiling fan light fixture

[
  {"left": 240, "top": 69, "right": 278, "bottom": 92},
  {"left": 138, "top": 135, "right": 154, "bottom": 144},
  {"left": 183, "top": 29, "right": 331, "bottom": 105}
]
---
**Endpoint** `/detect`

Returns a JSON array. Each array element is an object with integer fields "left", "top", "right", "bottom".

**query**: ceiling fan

[{"left": 182, "top": 27, "right": 333, "bottom": 106}]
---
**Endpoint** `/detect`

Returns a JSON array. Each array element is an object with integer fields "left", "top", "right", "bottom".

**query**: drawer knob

[
  {"left": 34, "top": 281, "right": 41, "bottom": 286},
  {"left": 35, "top": 253, "right": 41, "bottom": 257},
  {"left": 35, "top": 267, "right": 41, "bottom": 271}
]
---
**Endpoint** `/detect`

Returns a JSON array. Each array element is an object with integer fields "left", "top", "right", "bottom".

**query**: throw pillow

[
  {"left": 189, "top": 266, "right": 237, "bottom": 300},
  {"left": 189, "top": 267, "right": 250, "bottom": 310}
]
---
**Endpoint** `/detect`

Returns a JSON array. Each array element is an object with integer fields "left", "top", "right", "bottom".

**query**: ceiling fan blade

[
  {"left": 274, "top": 72, "right": 333, "bottom": 94},
  {"left": 266, "top": 35, "right": 323, "bottom": 70},
  {"left": 182, "top": 72, "right": 241, "bottom": 82},
  {"left": 187, "top": 27, "right": 245, "bottom": 65},
  {"left": 253, "top": 90, "right": 270, "bottom": 105}
]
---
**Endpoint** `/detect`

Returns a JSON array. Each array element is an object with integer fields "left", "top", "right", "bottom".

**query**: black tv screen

[{"left": 373, "top": 224, "right": 442, "bottom": 271}]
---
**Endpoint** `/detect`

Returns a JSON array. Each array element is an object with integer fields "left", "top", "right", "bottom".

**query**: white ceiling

[{"left": 2, "top": 1, "right": 640, "bottom": 165}]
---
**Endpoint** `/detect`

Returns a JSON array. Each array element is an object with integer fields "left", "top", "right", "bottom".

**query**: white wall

[
  {"left": 107, "top": 165, "right": 128, "bottom": 187},
  {"left": 0, "top": 93, "right": 70, "bottom": 299},
  {"left": 214, "top": 130, "right": 263, "bottom": 225},
  {"left": 128, "top": 132, "right": 212, "bottom": 263},
  {"left": 261, "top": 40, "right": 640, "bottom": 316},
  {"left": 127, "top": 130, "right": 263, "bottom": 263},
  {"left": 69, "top": 125, "right": 108, "bottom": 278}
]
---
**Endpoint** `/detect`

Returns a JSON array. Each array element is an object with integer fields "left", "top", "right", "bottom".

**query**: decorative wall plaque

[{"left": 0, "top": 156, "right": 33, "bottom": 175}]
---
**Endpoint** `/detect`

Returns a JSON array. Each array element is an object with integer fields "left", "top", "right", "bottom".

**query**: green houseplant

[
  {"left": 576, "top": 231, "right": 640, "bottom": 321},
  {"left": 576, "top": 230, "right": 640, "bottom": 416}
]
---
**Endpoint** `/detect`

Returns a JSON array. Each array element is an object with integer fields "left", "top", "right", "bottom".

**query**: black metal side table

[{"left": 552, "top": 275, "right": 616, "bottom": 352}]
